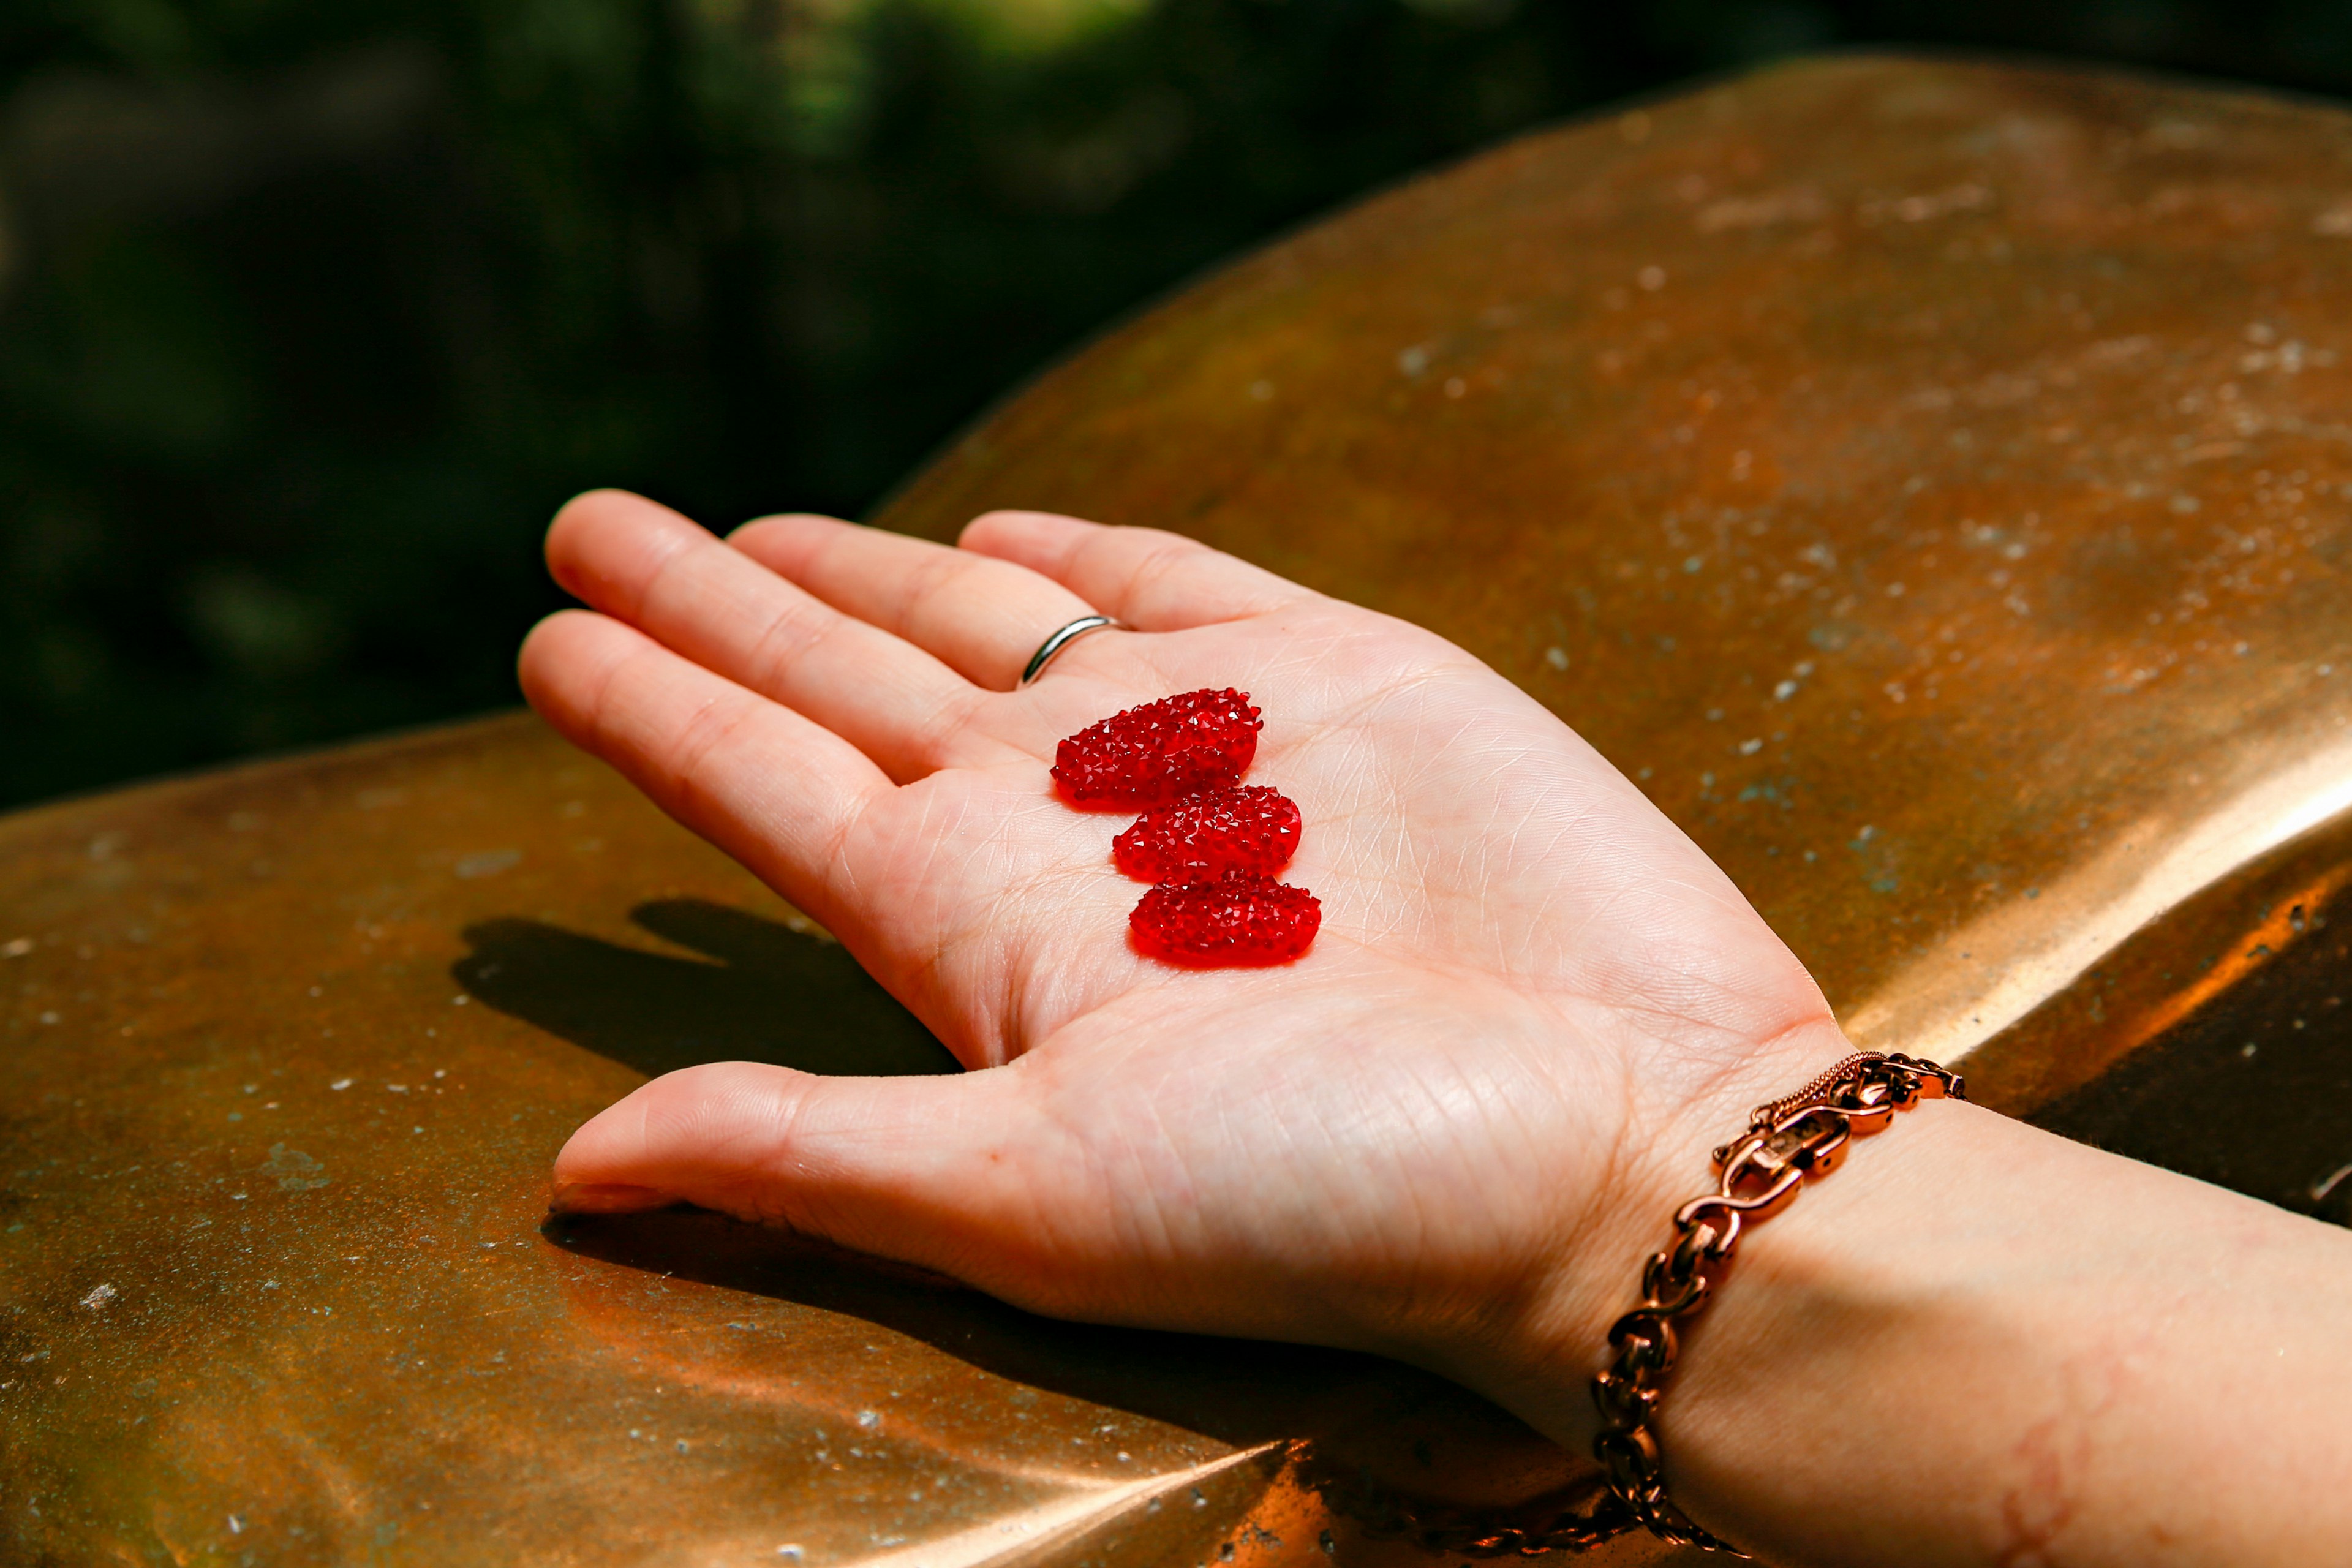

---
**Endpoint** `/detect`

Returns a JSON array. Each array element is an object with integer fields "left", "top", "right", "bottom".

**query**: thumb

[{"left": 549, "top": 1060, "right": 1070, "bottom": 1301}]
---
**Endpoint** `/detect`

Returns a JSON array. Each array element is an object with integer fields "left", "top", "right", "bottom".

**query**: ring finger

[{"left": 729, "top": 513, "right": 1115, "bottom": 692}]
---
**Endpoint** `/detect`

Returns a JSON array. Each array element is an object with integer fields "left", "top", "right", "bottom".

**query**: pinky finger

[
  {"left": 519, "top": 609, "right": 889, "bottom": 930},
  {"left": 957, "top": 510, "right": 1313, "bottom": 631}
]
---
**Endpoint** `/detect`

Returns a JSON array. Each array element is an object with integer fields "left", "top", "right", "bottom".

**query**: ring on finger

[{"left": 1019, "top": 615, "right": 1127, "bottom": 687}]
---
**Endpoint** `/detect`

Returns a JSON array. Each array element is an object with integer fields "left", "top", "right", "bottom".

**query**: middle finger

[{"left": 729, "top": 512, "right": 1110, "bottom": 692}]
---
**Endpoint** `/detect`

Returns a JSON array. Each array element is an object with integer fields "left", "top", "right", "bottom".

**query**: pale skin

[{"left": 523, "top": 489, "right": 2352, "bottom": 1568}]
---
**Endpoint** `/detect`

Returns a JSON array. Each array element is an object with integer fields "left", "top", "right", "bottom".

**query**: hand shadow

[{"left": 453, "top": 898, "right": 959, "bottom": 1079}]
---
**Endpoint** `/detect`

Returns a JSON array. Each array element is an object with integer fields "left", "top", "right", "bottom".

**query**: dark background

[{"left": 7, "top": 0, "right": 2352, "bottom": 810}]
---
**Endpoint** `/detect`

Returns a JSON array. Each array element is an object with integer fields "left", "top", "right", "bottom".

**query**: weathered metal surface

[{"left": 6, "top": 50, "right": 2351, "bottom": 1568}]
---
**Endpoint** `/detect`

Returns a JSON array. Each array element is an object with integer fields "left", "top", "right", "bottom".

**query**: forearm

[{"left": 1481, "top": 1096, "right": 2352, "bottom": 1567}]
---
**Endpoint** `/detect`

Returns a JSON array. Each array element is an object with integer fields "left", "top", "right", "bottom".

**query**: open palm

[{"left": 521, "top": 489, "right": 1849, "bottom": 1431}]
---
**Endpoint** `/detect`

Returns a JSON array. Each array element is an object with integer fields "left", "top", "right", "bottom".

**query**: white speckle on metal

[{"left": 454, "top": 850, "right": 520, "bottom": 880}]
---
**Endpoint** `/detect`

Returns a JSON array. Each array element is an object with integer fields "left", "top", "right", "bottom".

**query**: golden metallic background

[{"left": 4, "top": 53, "right": 2346, "bottom": 1567}]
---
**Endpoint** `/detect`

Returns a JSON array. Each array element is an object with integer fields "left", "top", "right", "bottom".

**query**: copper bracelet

[{"left": 1589, "top": 1050, "right": 1967, "bottom": 1557}]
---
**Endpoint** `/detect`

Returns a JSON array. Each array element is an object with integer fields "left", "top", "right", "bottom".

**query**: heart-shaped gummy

[
  {"left": 1113, "top": 785, "right": 1300, "bottom": 884},
  {"left": 1129, "top": 872, "right": 1320, "bottom": 966},
  {"left": 1052, "top": 688, "right": 1262, "bottom": 807}
]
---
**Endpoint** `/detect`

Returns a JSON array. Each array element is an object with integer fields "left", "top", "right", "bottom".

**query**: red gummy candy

[
  {"left": 1113, "top": 785, "right": 1300, "bottom": 884},
  {"left": 1129, "top": 873, "right": 1321, "bottom": 967},
  {"left": 1053, "top": 688, "right": 1262, "bottom": 807}
]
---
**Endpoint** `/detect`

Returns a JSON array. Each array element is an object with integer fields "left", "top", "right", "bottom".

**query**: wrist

[
  {"left": 1434, "top": 1016, "right": 1864, "bottom": 1454},
  {"left": 1480, "top": 1058, "right": 2004, "bottom": 1560}
]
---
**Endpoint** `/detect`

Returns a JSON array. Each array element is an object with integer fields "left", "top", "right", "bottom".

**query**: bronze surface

[{"left": 6, "top": 51, "right": 2350, "bottom": 1567}]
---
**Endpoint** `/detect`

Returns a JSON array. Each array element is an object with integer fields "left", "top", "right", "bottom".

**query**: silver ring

[{"left": 1019, "top": 615, "right": 1126, "bottom": 687}]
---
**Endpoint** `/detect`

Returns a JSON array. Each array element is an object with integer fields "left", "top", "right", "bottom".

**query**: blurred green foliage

[{"left": 4, "top": 0, "right": 2351, "bottom": 808}]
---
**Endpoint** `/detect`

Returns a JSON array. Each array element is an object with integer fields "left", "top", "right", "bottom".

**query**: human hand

[{"left": 519, "top": 489, "right": 1852, "bottom": 1444}]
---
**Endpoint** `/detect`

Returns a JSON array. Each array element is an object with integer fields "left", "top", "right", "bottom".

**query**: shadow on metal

[{"left": 454, "top": 899, "right": 957, "bottom": 1080}]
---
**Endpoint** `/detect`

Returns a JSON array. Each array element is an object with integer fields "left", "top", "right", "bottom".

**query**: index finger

[{"left": 518, "top": 608, "right": 890, "bottom": 932}]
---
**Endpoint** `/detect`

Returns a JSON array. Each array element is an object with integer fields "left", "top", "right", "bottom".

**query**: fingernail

[{"left": 548, "top": 1181, "right": 665, "bottom": 1215}]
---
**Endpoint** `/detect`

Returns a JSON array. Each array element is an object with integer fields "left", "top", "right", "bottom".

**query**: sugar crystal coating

[
  {"left": 1113, "top": 785, "right": 1300, "bottom": 884},
  {"left": 1053, "top": 688, "right": 1262, "bottom": 807},
  {"left": 1129, "top": 873, "right": 1320, "bottom": 966}
]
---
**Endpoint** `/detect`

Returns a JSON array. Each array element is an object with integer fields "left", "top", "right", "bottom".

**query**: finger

[
  {"left": 546, "top": 490, "right": 998, "bottom": 780},
  {"left": 729, "top": 512, "right": 1099, "bottom": 692},
  {"left": 549, "top": 1060, "right": 1090, "bottom": 1313},
  {"left": 518, "top": 608, "right": 888, "bottom": 929},
  {"left": 959, "top": 510, "right": 1314, "bottom": 630}
]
